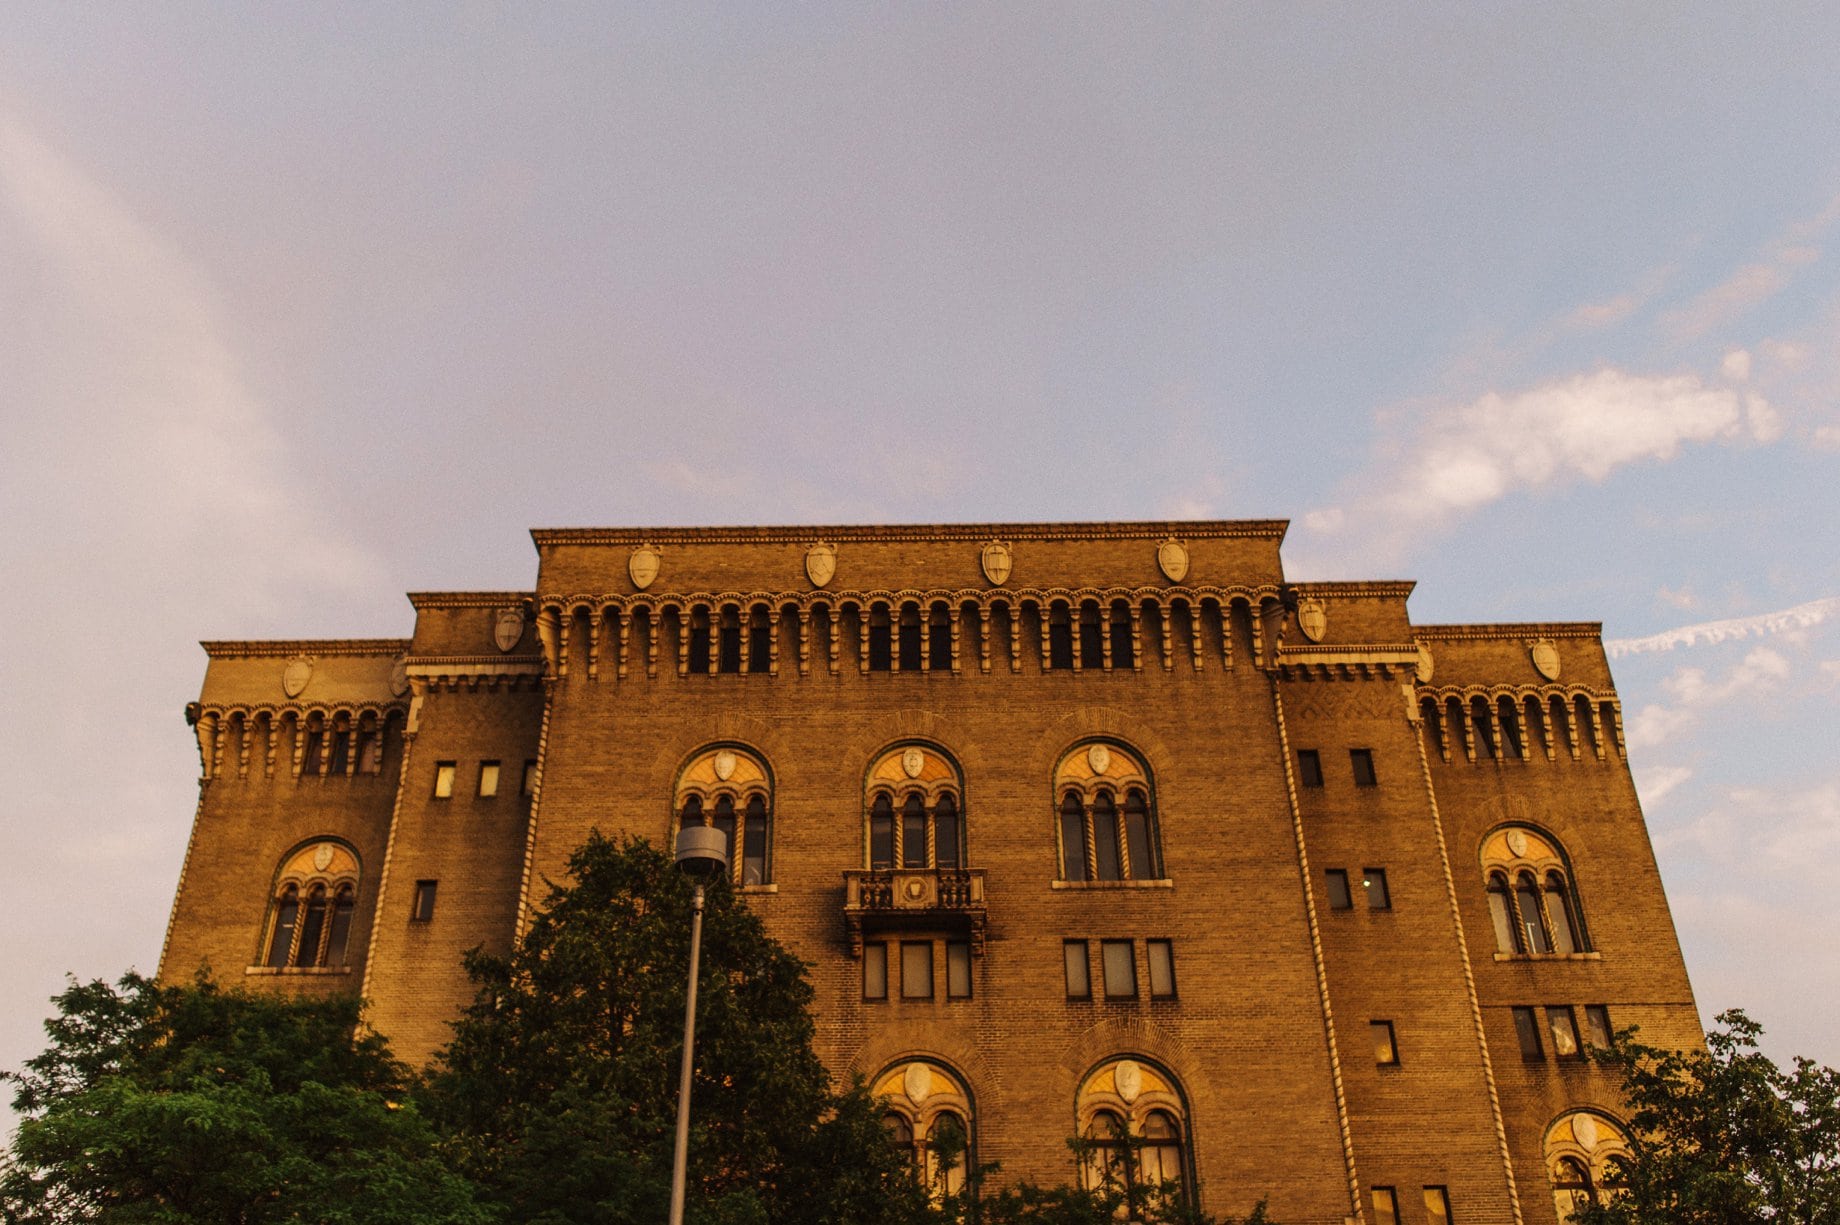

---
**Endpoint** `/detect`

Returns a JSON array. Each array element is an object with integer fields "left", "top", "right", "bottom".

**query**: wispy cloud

[
  {"left": 1659, "top": 194, "right": 1840, "bottom": 341},
  {"left": 1607, "top": 596, "right": 1840, "bottom": 656},
  {"left": 1627, "top": 646, "right": 1791, "bottom": 752}
]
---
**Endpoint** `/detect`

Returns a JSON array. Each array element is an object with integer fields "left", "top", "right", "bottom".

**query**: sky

[{"left": 3, "top": 5, "right": 1838, "bottom": 1123}]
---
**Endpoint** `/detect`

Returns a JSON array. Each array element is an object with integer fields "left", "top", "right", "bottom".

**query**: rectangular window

[
  {"left": 328, "top": 730, "right": 351, "bottom": 775},
  {"left": 1547, "top": 1006, "right": 1583, "bottom": 1060},
  {"left": 477, "top": 761, "right": 500, "bottom": 798},
  {"left": 1423, "top": 1186, "right": 1452, "bottom": 1225},
  {"left": 433, "top": 762, "right": 456, "bottom": 798},
  {"left": 898, "top": 620, "right": 922, "bottom": 671},
  {"left": 1363, "top": 868, "right": 1391, "bottom": 911},
  {"left": 868, "top": 621, "right": 892, "bottom": 671},
  {"left": 1147, "top": 940, "right": 1176, "bottom": 998},
  {"left": 929, "top": 619, "right": 952, "bottom": 671},
  {"left": 688, "top": 624, "right": 711, "bottom": 673},
  {"left": 521, "top": 760, "right": 537, "bottom": 796},
  {"left": 901, "top": 942, "right": 934, "bottom": 999},
  {"left": 1101, "top": 940, "right": 1136, "bottom": 999},
  {"left": 1372, "top": 1187, "right": 1400, "bottom": 1225},
  {"left": 1325, "top": 869, "right": 1354, "bottom": 911},
  {"left": 1371, "top": 1020, "right": 1398, "bottom": 1065},
  {"left": 1350, "top": 749, "right": 1378, "bottom": 786},
  {"left": 1049, "top": 619, "right": 1074, "bottom": 669},
  {"left": 717, "top": 623, "right": 742, "bottom": 673},
  {"left": 1584, "top": 1004, "right": 1614, "bottom": 1049},
  {"left": 863, "top": 944, "right": 888, "bottom": 1000},
  {"left": 411, "top": 880, "right": 438, "bottom": 922},
  {"left": 1512, "top": 1006, "right": 1545, "bottom": 1060},
  {"left": 946, "top": 942, "right": 972, "bottom": 999},
  {"left": 748, "top": 621, "right": 771, "bottom": 672},
  {"left": 302, "top": 730, "right": 326, "bottom": 776},
  {"left": 1064, "top": 940, "right": 1091, "bottom": 999},
  {"left": 1297, "top": 749, "right": 1324, "bottom": 788}
]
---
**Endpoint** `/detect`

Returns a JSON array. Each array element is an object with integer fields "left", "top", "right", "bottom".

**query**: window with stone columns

[
  {"left": 1545, "top": 1111, "right": 1629, "bottom": 1221},
  {"left": 1482, "top": 826, "right": 1589, "bottom": 956},
  {"left": 674, "top": 746, "right": 773, "bottom": 886},
  {"left": 1056, "top": 742, "right": 1161, "bottom": 883},
  {"left": 874, "top": 1060, "right": 974, "bottom": 1202},
  {"left": 1076, "top": 1057, "right": 1191, "bottom": 1210},
  {"left": 865, "top": 744, "right": 963, "bottom": 870},
  {"left": 261, "top": 840, "right": 359, "bottom": 969}
]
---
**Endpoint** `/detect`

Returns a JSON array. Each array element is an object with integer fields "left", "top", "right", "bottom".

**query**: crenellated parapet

[
  {"left": 191, "top": 640, "right": 411, "bottom": 781},
  {"left": 1411, "top": 623, "right": 1625, "bottom": 764}
]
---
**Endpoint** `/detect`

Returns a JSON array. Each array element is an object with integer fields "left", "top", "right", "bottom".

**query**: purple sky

[{"left": 4, "top": 6, "right": 1838, "bottom": 1125}]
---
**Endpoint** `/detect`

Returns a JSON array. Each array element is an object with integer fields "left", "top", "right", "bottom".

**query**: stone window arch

[
  {"left": 262, "top": 839, "right": 359, "bottom": 969},
  {"left": 1075, "top": 1057, "right": 1192, "bottom": 1210},
  {"left": 865, "top": 744, "right": 965, "bottom": 870},
  {"left": 674, "top": 746, "right": 773, "bottom": 886},
  {"left": 1482, "top": 826, "right": 1589, "bottom": 955},
  {"left": 873, "top": 1059, "right": 974, "bottom": 1201},
  {"left": 1545, "top": 1110, "right": 1629, "bottom": 1221},
  {"left": 1055, "top": 742, "right": 1161, "bottom": 882}
]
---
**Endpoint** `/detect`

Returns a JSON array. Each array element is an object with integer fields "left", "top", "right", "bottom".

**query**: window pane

[
  {"left": 749, "top": 620, "right": 771, "bottom": 672},
  {"left": 326, "top": 888, "right": 354, "bottom": 965},
  {"left": 1363, "top": 868, "right": 1390, "bottom": 910},
  {"left": 1350, "top": 749, "right": 1377, "bottom": 786},
  {"left": 868, "top": 620, "right": 892, "bottom": 671},
  {"left": 1101, "top": 940, "right": 1136, "bottom": 998},
  {"left": 743, "top": 797, "right": 768, "bottom": 885},
  {"left": 1049, "top": 618, "right": 1073, "bottom": 669},
  {"left": 296, "top": 888, "right": 328, "bottom": 966},
  {"left": 266, "top": 892, "right": 298, "bottom": 968},
  {"left": 520, "top": 760, "right": 535, "bottom": 795},
  {"left": 1110, "top": 613, "right": 1134, "bottom": 668},
  {"left": 1548, "top": 1006, "right": 1582, "bottom": 1059},
  {"left": 1545, "top": 877, "right": 1579, "bottom": 953},
  {"left": 412, "top": 880, "right": 438, "bottom": 922},
  {"left": 863, "top": 944, "right": 887, "bottom": 1000},
  {"left": 871, "top": 795, "right": 895, "bottom": 869},
  {"left": 1515, "top": 879, "right": 1551, "bottom": 953},
  {"left": 929, "top": 618, "right": 952, "bottom": 671},
  {"left": 1584, "top": 1005, "right": 1613, "bottom": 1049},
  {"left": 901, "top": 794, "right": 927, "bottom": 869},
  {"left": 328, "top": 731, "right": 350, "bottom": 775},
  {"left": 1124, "top": 790, "right": 1154, "bottom": 879},
  {"left": 477, "top": 761, "right": 499, "bottom": 797},
  {"left": 1423, "top": 1187, "right": 1452, "bottom": 1225},
  {"left": 901, "top": 942, "right": 934, "bottom": 999},
  {"left": 1147, "top": 940, "right": 1176, "bottom": 998},
  {"left": 1298, "top": 749, "right": 1324, "bottom": 788},
  {"left": 898, "top": 619, "right": 922, "bottom": 671},
  {"left": 1372, "top": 1187, "right": 1400, "bottom": 1225},
  {"left": 1064, "top": 940, "right": 1090, "bottom": 998},
  {"left": 1093, "top": 794, "right": 1122, "bottom": 881},
  {"left": 934, "top": 795, "right": 960, "bottom": 870},
  {"left": 1080, "top": 616, "right": 1104, "bottom": 669},
  {"left": 718, "top": 623, "right": 741, "bottom": 672},
  {"left": 1325, "top": 869, "right": 1353, "bottom": 911},
  {"left": 1487, "top": 883, "right": 1519, "bottom": 952},
  {"left": 689, "top": 624, "right": 711, "bottom": 673},
  {"left": 946, "top": 942, "right": 972, "bottom": 998},
  {"left": 433, "top": 762, "right": 455, "bottom": 798},
  {"left": 1371, "top": 1020, "right": 1397, "bottom": 1065},
  {"left": 1513, "top": 1006, "right": 1544, "bottom": 1060},
  {"left": 1060, "top": 794, "right": 1089, "bottom": 881},
  {"left": 713, "top": 797, "right": 736, "bottom": 871}
]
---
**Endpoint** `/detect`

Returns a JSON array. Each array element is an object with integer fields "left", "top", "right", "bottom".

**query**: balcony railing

[{"left": 842, "top": 867, "right": 987, "bottom": 956}]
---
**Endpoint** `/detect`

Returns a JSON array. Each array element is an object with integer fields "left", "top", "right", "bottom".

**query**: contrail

[{"left": 1607, "top": 596, "right": 1840, "bottom": 656}]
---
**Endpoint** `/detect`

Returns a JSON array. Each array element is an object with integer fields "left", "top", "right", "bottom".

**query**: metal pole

[{"left": 667, "top": 882, "right": 705, "bottom": 1225}]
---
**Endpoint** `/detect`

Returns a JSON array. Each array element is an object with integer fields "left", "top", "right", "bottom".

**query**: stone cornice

[
  {"left": 406, "top": 591, "right": 533, "bottom": 610},
  {"left": 1415, "top": 623, "right": 1602, "bottom": 642},
  {"left": 1287, "top": 581, "right": 1417, "bottom": 599},
  {"left": 200, "top": 639, "right": 409, "bottom": 659},
  {"left": 531, "top": 520, "right": 1290, "bottom": 547}
]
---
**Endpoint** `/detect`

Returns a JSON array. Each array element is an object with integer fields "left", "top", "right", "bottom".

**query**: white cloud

[
  {"left": 1721, "top": 348, "right": 1753, "bottom": 381},
  {"left": 1634, "top": 763, "right": 1694, "bottom": 806},
  {"left": 1564, "top": 292, "right": 1641, "bottom": 330},
  {"left": 1623, "top": 647, "right": 1791, "bottom": 755},
  {"left": 1607, "top": 596, "right": 1840, "bottom": 656}
]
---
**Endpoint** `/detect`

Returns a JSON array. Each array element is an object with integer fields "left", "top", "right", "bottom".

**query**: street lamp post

[{"left": 668, "top": 825, "right": 729, "bottom": 1225}]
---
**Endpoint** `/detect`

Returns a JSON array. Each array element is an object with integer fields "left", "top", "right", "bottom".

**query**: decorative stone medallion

[
  {"left": 282, "top": 655, "right": 313, "bottom": 699},
  {"left": 494, "top": 606, "right": 526, "bottom": 653},
  {"left": 1298, "top": 596, "right": 1328, "bottom": 643},
  {"left": 1156, "top": 537, "right": 1189, "bottom": 583},
  {"left": 1115, "top": 1059, "right": 1143, "bottom": 1104},
  {"left": 389, "top": 655, "right": 411, "bottom": 697},
  {"left": 312, "top": 843, "right": 335, "bottom": 873},
  {"left": 1572, "top": 1114, "right": 1598, "bottom": 1151},
  {"left": 904, "top": 1062, "right": 932, "bottom": 1104},
  {"left": 1087, "top": 744, "right": 1111, "bottom": 775},
  {"left": 713, "top": 749, "right": 737, "bottom": 781},
  {"left": 628, "top": 545, "right": 660, "bottom": 591},
  {"left": 980, "top": 540, "right": 1012, "bottom": 586},
  {"left": 1414, "top": 642, "right": 1435, "bottom": 684},
  {"left": 902, "top": 747, "right": 926, "bottom": 778},
  {"left": 1506, "top": 828, "right": 1530, "bottom": 858},
  {"left": 1530, "top": 639, "right": 1561, "bottom": 682},
  {"left": 805, "top": 542, "right": 836, "bottom": 588}
]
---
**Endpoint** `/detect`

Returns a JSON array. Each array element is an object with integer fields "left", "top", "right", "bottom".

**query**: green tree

[
  {"left": 1, "top": 972, "right": 487, "bottom": 1225},
  {"left": 1575, "top": 1009, "right": 1840, "bottom": 1225},
  {"left": 419, "top": 832, "right": 932, "bottom": 1225}
]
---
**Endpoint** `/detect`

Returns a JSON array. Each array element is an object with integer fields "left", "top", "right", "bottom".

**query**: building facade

[{"left": 159, "top": 521, "right": 1701, "bottom": 1224}]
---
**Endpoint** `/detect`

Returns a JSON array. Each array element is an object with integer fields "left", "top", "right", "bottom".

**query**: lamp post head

[{"left": 674, "top": 825, "right": 730, "bottom": 882}]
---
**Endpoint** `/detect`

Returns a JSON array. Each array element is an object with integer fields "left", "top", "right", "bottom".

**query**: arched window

[
  {"left": 1055, "top": 743, "right": 1161, "bottom": 882},
  {"left": 262, "top": 840, "right": 360, "bottom": 969},
  {"left": 1480, "top": 826, "right": 1590, "bottom": 955},
  {"left": 1545, "top": 1112, "right": 1629, "bottom": 1222},
  {"left": 675, "top": 746, "right": 774, "bottom": 886},
  {"left": 863, "top": 745, "right": 965, "bottom": 871},
  {"left": 873, "top": 1060, "right": 975, "bottom": 1203},
  {"left": 1076, "top": 1058, "right": 1191, "bottom": 1211}
]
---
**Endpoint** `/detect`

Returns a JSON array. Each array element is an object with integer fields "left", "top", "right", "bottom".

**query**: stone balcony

[{"left": 842, "top": 868, "right": 987, "bottom": 956}]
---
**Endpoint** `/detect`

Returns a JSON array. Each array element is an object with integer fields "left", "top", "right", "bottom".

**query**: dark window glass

[
  {"left": 1080, "top": 613, "right": 1105, "bottom": 669},
  {"left": 328, "top": 730, "right": 351, "bottom": 775},
  {"left": 1082, "top": 1110, "right": 1127, "bottom": 1194},
  {"left": 1363, "top": 868, "right": 1391, "bottom": 910},
  {"left": 863, "top": 944, "right": 887, "bottom": 1000},
  {"left": 411, "top": 880, "right": 438, "bottom": 922},
  {"left": 1512, "top": 1006, "right": 1544, "bottom": 1060},
  {"left": 712, "top": 796, "right": 737, "bottom": 870},
  {"left": 1101, "top": 940, "right": 1136, "bottom": 998},
  {"left": 326, "top": 886, "right": 354, "bottom": 965},
  {"left": 1487, "top": 876, "right": 1520, "bottom": 952},
  {"left": 1350, "top": 749, "right": 1378, "bottom": 786},
  {"left": 1049, "top": 613, "right": 1073, "bottom": 670},
  {"left": 1371, "top": 1020, "right": 1398, "bottom": 1065},
  {"left": 297, "top": 887, "right": 328, "bottom": 966},
  {"left": 1060, "top": 793, "right": 1089, "bottom": 881},
  {"left": 929, "top": 616, "right": 952, "bottom": 671},
  {"left": 901, "top": 793, "right": 927, "bottom": 869},
  {"left": 929, "top": 1112, "right": 968, "bottom": 1196},
  {"left": 717, "top": 621, "right": 742, "bottom": 673},
  {"left": 1548, "top": 1006, "right": 1583, "bottom": 1060},
  {"left": 1147, "top": 940, "right": 1176, "bottom": 998},
  {"left": 898, "top": 617, "right": 922, "bottom": 671},
  {"left": 946, "top": 942, "right": 972, "bottom": 998},
  {"left": 1499, "top": 699, "right": 1524, "bottom": 759},
  {"left": 1472, "top": 699, "right": 1496, "bottom": 758},
  {"left": 1064, "top": 940, "right": 1090, "bottom": 998},
  {"left": 1372, "top": 1187, "right": 1400, "bottom": 1225},
  {"left": 303, "top": 730, "right": 325, "bottom": 776},
  {"left": 933, "top": 794, "right": 960, "bottom": 869},
  {"left": 1584, "top": 1005, "right": 1614, "bottom": 1049},
  {"left": 688, "top": 623, "right": 711, "bottom": 673},
  {"left": 1092, "top": 792, "right": 1122, "bottom": 882},
  {"left": 1138, "top": 1110, "right": 1184, "bottom": 1199},
  {"left": 901, "top": 941, "right": 933, "bottom": 999},
  {"left": 883, "top": 1111, "right": 912, "bottom": 1147},
  {"left": 1516, "top": 875, "right": 1552, "bottom": 953},
  {"left": 1546, "top": 873, "right": 1581, "bottom": 953},
  {"left": 748, "top": 618, "right": 771, "bottom": 673},
  {"left": 1325, "top": 869, "right": 1353, "bottom": 911},
  {"left": 356, "top": 730, "right": 381, "bottom": 774},
  {"left": 266, "top": 888, "right": 299, "bottom": 967},
  {"left": 1423, "top": 1186, "right": 1452, "bottom": 1225},
  {"left": 521, "top": 760, "right": 537, "bottom": 796},
  {"left": 742, "top": 796, "right": 768, "bottom": 885},
  {"left": 869, "top": 794, "right": 895, "bottom": 869},
  {"left": 1110, "top": 607, "right": 1134, "bottom": 668},
  {"left": 1123, "top": 789, "right": 1154, "bottom": 879},
  {"left": 1298, "top": 749, "right": 1324, "bottom": 788},
  {"left": 868, "top": 614, "right": 892, "bottom": 671}
]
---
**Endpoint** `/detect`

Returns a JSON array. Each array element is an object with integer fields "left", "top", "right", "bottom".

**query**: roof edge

[
  {"left": 530, "top": 520, "right": 1290, "bottom": 547},
  {"left": 201, "top": 639, "right": 411, "bottom": 659}
]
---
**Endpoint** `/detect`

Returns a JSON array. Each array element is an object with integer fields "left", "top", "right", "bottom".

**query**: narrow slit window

[
  {"left": 327, "top": 730, "right": 351, "bottom": 775},
  {"left": 266, "top": 887, "right": 299, "bottom": 968},
  {"left": 1584, "top": 1005, "right": 1614, "bottom": 1049},
  {"left": 1372, "top": 1188, "right": 1400, "bottom": 1225},
  {"left": 1512, "top": 1006, "right": 1544, "bottom": 1060},
  {"left": 748, "top": 612, "right": 771, "bottom": 673},
  {"left": 1100, "top": 940, "right": 1136, "bottom": 999},
  {"left": 864, "top": 944, "right": 888, "bottom": 1000},
  {"left": 1060, "top": 793, "right": 1089, "bottom": 882},
  {"left": 1547, "top": 1006, "right": 1583, "bottom": 1060},
  {"left": 477, "top": 761, "right": 500, "bottom": 798},
  {"left": 1049, "top": 608, "right": 1073, "bottom": 670},
  {"left": 1092, "top": 792, "right": 1122, "bottom": 881},
  {"left": 1147, "top": 939, "right": 1176, "bottom": 998},
  {"left": 1515, "top": 875, "right": 1552, "bottom": 954},
  {"left": 411, "top": 880, "right": 438, "bottom": 922},
  {"left": 1363, "top": 868, "right": 1391, "bottom": 911},
  {"left": 1064, "top": 940, "right": 1091, "bottom": 999},
  {"left": 898, "top": 610, "right": 922, "bottom": 671},
  {"left": 433, "top": 762, "right": 456, "bottom": 798},
  {"left": 870, "top": 794, "right": 895, "bottom": 870},
  {"left": 302, "top": 730, "right": 325, "bottom": 776},
  {"left": 1487, "top": 875, "right": 1520, "bottom": 953},
  {"left": 1325, "top": 869, "right": 1353, "bottom": 911},
  {"left": 688, "top": 619, "right": 711, "bottom": 673},
  {"left": 1423, "top": 1188, "right": 1451, "bottom": 1225},
  {"left": 900, "top": 793, "right": 927, "bottom": 869},
  {"left": 946, "top": 941, "right": 972, "bottom": 999},
  {"left": 1350, "top": 749, "right": 1378, "bottom": 787},
  {"left": 1109, "top": 604, "right": 1134, "bottom": 669},
  {"left": 1371, "top": 1020, "right": 1398, "bottom": 1065},
  {"left": 742, "top": 795, "right": 769, "bottom": 885},
  {"left": 928, "top": 609, "right": 952, "bottom": 671},
  {"left": 521, "top": 760, "right": 537, "bottom": 796},
  {"left": 901, "top": 941, "right": 934, "bottom": 999},
  {"left": 1123, "top": 789, "right": 1154, "bottom": 879},
  {"left": 868, "top": 610, "right": 892, "bottom": 671},
  {"left": 933, "top": 794, "right": 961, "bottom": 870},
  {"left": 1297, "top": 749, "right": 1324, "bottom": 788}
]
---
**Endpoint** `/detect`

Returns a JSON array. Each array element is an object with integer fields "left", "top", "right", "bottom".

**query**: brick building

[{"left": 159, "top": 521, "right": 1700, "bottom": 1224}]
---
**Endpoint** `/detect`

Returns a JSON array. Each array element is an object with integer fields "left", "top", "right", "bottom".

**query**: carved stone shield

[
  {"left": 1506, "top": 829, "right": 1530, "bottom": 858},
  {"left": 713, "top": 749, "right": 737, "bottom": 781},
  {"left": 1156, "top": 538, "right": 1189, "bottom": 583},
  {"left": 1298, "top": 597, "right": 1328, "bottom": 643},
  {"left": 980, "top": 541, "right": 1012, "bottom": 586},
  {"left": 494, "top": 606, "right": 525, "bottom": 653},
  {"left": 628, "top": 545, "right": 660, "bottom": 591},
  {"left": 805, "top": 542, "right": 836, "bottom": 588},
  {"left": 1414, "top": 642, "right": 1435, "bottom": 684},
  {"left": 1572, "top": 1114, "right": 1598, "bottom": 1150},
  {"left": 903, "top": 1062, "right": 932, "bottom": 1104},
  {"left": 1087, "top": 744, "right": 1111, "bottom": 775},
  {"left": 1114, "top": 1059, "right": 1143, "bottom": 1104},
  {"left": 282, "top": 655, "right": 313, "bottom": 698},
  {"left": 902, "top": 747, "right": 925, "bottom": 778},
  {"left": 313, "top": 843, "right": 335, "bottom": 873},
  {"left": 1530, "top": 639, "right": 1561, "bottom": 682}
]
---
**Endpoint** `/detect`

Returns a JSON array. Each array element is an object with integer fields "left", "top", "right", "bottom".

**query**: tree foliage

[
  {"left": 0, "top": 973, "right": 486, "bottom": 1225},
  {"left": 1575, "top": 1009, "right": 1840, "bottom": 1225}
]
